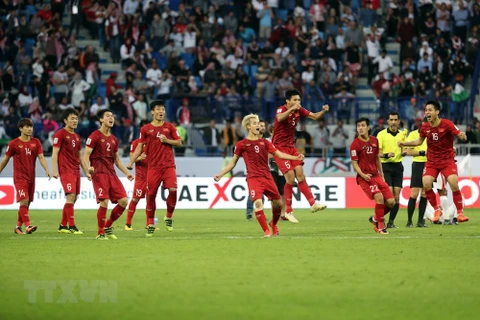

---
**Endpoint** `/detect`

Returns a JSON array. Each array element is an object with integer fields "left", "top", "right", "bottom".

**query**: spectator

[
  {"left": 262, "top": 75, "right": 277, "bottom": 121},
  {"left": 257, "top": 1, "right": 273, "bottom": 42},
  {"left": 417, "top": 52, "right": 433, "bottom": 72},
  {"left": 70, "top": 72, "right": 90, "bottom": 113},
  {"left": 373, "top": 49, "right": 394, "bottom": 81},
  {"left": 176, "top": 98, "right": 192, "bottom": 127},
  {"left": 344, "top": 21, "right": 364, "bottom": 48},
  {"left": 90, "top": 96, "right": 107, "bottom": 118},
  {"left": 453, "top": 2, "right": 469, "bottom": 40},
  {"left": 311, "top": 119, "right": 330, "bottom": 157},
  {"left": 202, "top": 119, "right": 221, "bottom": 156},
  {"left": 222, "top": 120, "right": 238, "bottom": 150},
  {"left": 331, "top": 120, "right": 348, "bottom": 157},
  {"left": 52, "top": 65, "right": 69, "bottom": 103}
]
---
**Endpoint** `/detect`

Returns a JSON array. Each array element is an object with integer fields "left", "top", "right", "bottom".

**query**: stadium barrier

[{"left": 1, "top": 177, "right": 479, "bottom": 210}]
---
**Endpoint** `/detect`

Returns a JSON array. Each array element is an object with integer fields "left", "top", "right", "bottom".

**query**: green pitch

[{"left": 1, "top": 209, "right": 479, "bottom": 320}]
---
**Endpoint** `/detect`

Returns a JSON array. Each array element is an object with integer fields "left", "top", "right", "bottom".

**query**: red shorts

[
  {"left": 92, "top": 173, "right": 127, "bottom": 204},
  {"left": 133, "top": 178, "right": 147, "bottom": 199},
  {"left": 247, "top": 176, "right": 281, "bottom": 201},
  {"left": 14, "top": 181, "right": 35, "bottom": 203},
  {"left": 357, "top": 175, "right": 393, "bottom": 201},
  {"left": 423, "top": 162, "right": 458, "bottom": 181},
  {"left": 147, "top": 167, "right": 177, "bottom": 195},
  {"left": 274, "top": 146, "right": 304, "bottom": 174},
  {"left": 60, "top": 173, "right": 81, "bottom": 194}
]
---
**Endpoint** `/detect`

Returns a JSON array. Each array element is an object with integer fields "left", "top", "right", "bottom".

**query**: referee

[
  {"left": 377, "top": 111, "right": 408, "bottom": 228},
  {"left": 402, "top": 118, "right": 428, "bottom": 228}
]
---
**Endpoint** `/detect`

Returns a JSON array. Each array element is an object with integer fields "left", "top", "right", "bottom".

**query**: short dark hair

[
  {"left": 61, "top": 108, "right": 79, "bottom": 122},
  {"left": 97, "top": 109, "right": 113, "bottom": 120},
  {"left": 258, "top": 119, "right": 266, "bottom": 124},
  {"left": 356, "top": 117, "right": 370, "bottom": 126},
  {"left": 388, "top": 111, "right": 400, "bottom": 119},
  {"left": 285, "top": 88, "right": 301, "bottom": 100},
  {"left": 425, "top": 100, "right": 441, "bottom": 111},
  {"left": 150, "top": 100, "right": 165, "bottom": 111},
  {"left": 18, "top": 118, "right": 33, "bottom": 128}
]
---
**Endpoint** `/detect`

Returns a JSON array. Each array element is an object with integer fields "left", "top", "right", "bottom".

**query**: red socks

[
  {"left": 60, "top": 206, "right": 68, "bottom": 226},
  {"left": 126, "top": 200, "right": 138, "bottom": 225},
  {"left": 298, "top": 180, "right": 315, "bottom": 206},
  {"left": 284, "top": 183, "right": 293, "bottom": 212},
  {"left": 425, "top": 189, "right": 439, "bottom": 210},
  {"left": 166, "top": 190, "right": 177, "bottom": 219},
  {"left": 272, "top": 204, "right": 281, "bottom": 225},
  {"left": 452, "top": 190, "right": 464, "bottom": 215},
  {"left": 16, "top": 208, "right": 24, "bottom": 227},
  {"left": 97, "top": 206, "right": 107, "bottom": 235},
  {"left": 64, "top": 203, "right": 75, "bottom": 227},
  {"left": 146, "top": 194, "right": 156, "bottom": 225},
  {"left": 19, "top": 205, "right": 30, "bottom": 227},
  {"left": 104, "top": 204, "right": 126, "bottom": 228},
  {"left": 255, "top": 210, "right": 269, "bottom": 232},
  {"left": 374, "top": 203, "right": 386, "bottom": 229}
]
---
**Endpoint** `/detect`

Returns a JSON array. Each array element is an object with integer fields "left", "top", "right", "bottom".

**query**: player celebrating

[
  {"left": 273, "top": 88, "right": 329, "bottom": 223},
  {"left": 0, "top": 118, "right": 51, "bottom": 234},
  {"left": 84, "top": 109, "right": 134, "bottom": 240},
  {"left": 350, "top": 117, "right": 395, "bottom": 234},
  {"left": 402, "top": 117, "right": 428, "bottom": 228},
  {"left": 399, "top": 100, "right": 468, "bottom": 223},
  {"left": 376, "top": 111, "right": 407, "bottom": 228},
  {"left": 124, "top": 138, "right": 148, "bottom": 230},
  {"left": 52, "top": 108, "right": 91, "bottom": 235},
  {"left": 128, "top": 100, "right": 182, "bottom": 238},
  {"left": 215, "top": 114, "right": 304, "bottom": 237}
]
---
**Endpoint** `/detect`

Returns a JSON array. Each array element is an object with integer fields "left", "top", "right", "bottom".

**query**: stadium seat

[
  {"left": 181, "top": 53, "right": 194, "bottom": 69},
  {"left": 277, "top": 9, "right": 288, "bottom": 21},
  {"left": 195, "top": 76, "right": 203, "bottom": 89},
  {"left": 243, "top": 64, "right": 250, "bottom": 77},
  {"left": 169, "top": 0, "right": 181, "bottom": 11}
]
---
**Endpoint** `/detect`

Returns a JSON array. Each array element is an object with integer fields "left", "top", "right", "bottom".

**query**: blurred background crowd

[{"left": 0, "top": 0, "right": 479, "bottom": 157}]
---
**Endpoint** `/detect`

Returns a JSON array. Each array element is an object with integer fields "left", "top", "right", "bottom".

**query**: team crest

[
  {"left": 372, "top": 144, "right": 377, "bottom": 147},
  {"left": 426, "top": 130, "right": 430, "bottom": 133},
  {"left": 66, "top": 136, "right": 70, "bottom": 139},
  {"left": 149, "top": 129, "right": 154, "bottom": 132},
  {"left": 163, "top": 128, "right": 169, "bottom": 132},
  {"left": 246, "top": 144, "right": 251, "bottom": 146},
  {"left": 439, "top": 129, "right": 444, "bottom": 133},
  {"left": 101, "top": 139, "right": 105, "bottom": 142},
  {"left": 19, "top": 145, "right": 23, "bottom": 148},
  {"left": 260, "top": 142, "right": 265, "bottom": 145}
]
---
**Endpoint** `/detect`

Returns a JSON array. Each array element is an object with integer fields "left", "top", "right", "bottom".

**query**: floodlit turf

[{"left": 0, "top": 208, "right": 479, "bottom": 320}]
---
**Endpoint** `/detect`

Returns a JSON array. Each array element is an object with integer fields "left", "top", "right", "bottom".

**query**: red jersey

[
  {"left": 139, "top": 122, "right": 180, "bottom": 170},
  {"left": 420, "top": 119, "right": 460, "bottom": 167},
  {"left": 130, "top": 138, "right": 147, "bottom": 180},
  {"left": 272, "top": 105, "right": 310, "bottom": 148},
  {"left": 6, "top": 138, "right": 43, "bottom": 184},
  {"left": 86, "top": 130, "right": 118, "bottom": 176},
  {"left": 53, "top": 128, "right": 81, "bottom": 175},
  {"left": 350, "top": 136, "right": 380, "bottom": 177},
  {"left": 234, "top": 138, "right": 277, "bottom": 179}
]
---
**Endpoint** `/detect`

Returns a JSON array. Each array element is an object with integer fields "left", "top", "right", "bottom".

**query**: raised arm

[
  {"left": 37, "top": 153, "right": 51, "bottom": 179},
  {"left": 307, "top": 104, "right": 329, "bottom": 121},
  {"left": 214, "top": 155, "right": 240, "bottom": 181},
  {"left": 398, "top": 135, "right": 425, "bottom": 147},
  {"left": 276, "top": 105, "right": 299, "bottom": 122},
  {"left": 159, "top": 134, "right": 183, "bottom": 147}
]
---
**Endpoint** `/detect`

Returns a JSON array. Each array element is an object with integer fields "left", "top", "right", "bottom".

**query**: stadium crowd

[{"left": 0, "top": 0, "right": 479, "bottom": 156}]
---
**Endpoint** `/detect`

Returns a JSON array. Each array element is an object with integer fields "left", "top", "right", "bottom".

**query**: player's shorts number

[
  {"left": 370, "top": 185, "right": 379, "bottom": 193},
  {"left": 284, "top": 161, "right": 291, "bottom": 169},
  {"left": 136, "top": 189, "right": 142, "bottom": 197},
  {"left": 67, "top": 183, "right": 72, "bottom": 191},
  {"left": 250, "top": 190, "right": 255, "bottom": 198},
  {"left": 98, "top": 188, "right": 104, "bottom": 196}
]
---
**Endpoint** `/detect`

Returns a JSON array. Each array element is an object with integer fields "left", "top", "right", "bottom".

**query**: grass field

[{"left": 1, "top": 208, "right": 479, "bottom": 320}]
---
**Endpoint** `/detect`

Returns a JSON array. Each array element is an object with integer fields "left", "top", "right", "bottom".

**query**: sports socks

[
  {"left": 255, "top": 210, "right": 269, "bottom": 231},
  {"left": 425, "top": 189, "right": 439, "bottom": 210},
  {"left": 104, "top": 204, "right": 125, "bottom": 228},
  {"left": 298, "top": 180, "right": 315, "bottom": 206},
  {"left": 97, "top": 206, "right": 107, "bottom": 235},
  {"left": 284, "top": 183, "right": 293, "bottom": 212},
  {"left": 126, "top": 200, "right": 138, "bottom": 225},
  {"left": 166, "top": 190, "right": 177, "bottom": 219}
]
